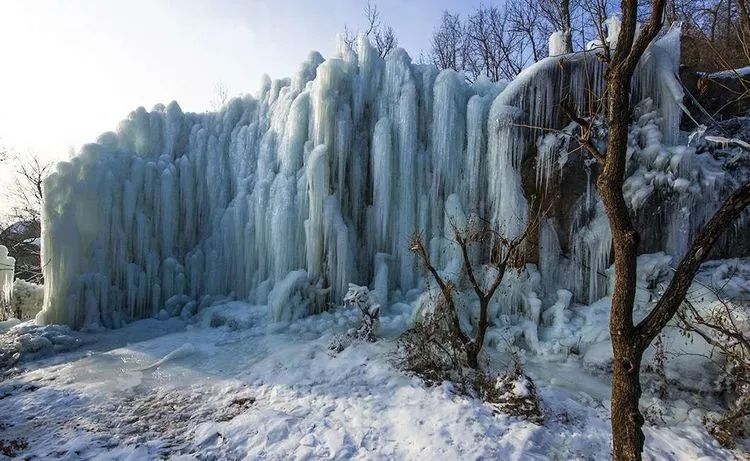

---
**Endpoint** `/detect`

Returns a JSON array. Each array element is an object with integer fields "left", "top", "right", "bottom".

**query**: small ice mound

[
  {"left": 582, "top": 340, "right": 614, "bottom": 372},
  {"left": 0, "top": 323, "right": 82, "bottom": 370},
  {"left": 0, "top": 318, "right": 22, "bottom": 332},
  {"left": 198, "top": 302, "right": 268, "bottom": 330},
  {"left": 137, "top": 343, "right": 197, "bottom": 371}
]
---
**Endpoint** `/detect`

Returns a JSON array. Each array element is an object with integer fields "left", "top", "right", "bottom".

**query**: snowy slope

[{"left": 1, "top": 297, "right": 745, "bottom": 460}]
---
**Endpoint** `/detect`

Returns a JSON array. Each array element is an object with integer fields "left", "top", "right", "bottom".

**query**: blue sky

[{"left": 0, "top": 0, "right": 487, "bottom": 162}]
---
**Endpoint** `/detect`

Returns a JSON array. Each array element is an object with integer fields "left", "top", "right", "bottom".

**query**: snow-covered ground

[{"left": 1, "top": 293, "right": 745, "bottom": 460}]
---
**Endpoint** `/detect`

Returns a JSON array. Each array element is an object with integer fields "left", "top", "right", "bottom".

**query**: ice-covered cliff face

[{"left": 37, "top": 27, "right": 725, "bottom": 329}]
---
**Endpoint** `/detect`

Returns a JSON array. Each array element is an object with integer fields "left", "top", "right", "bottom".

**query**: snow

[
  {"left": 10, "top": 279, "right": 44, "bottom": 320},
  {"left": 2, "top": 289, "right": 746, "bottom": 459},
  {"left": 548, "top": 30, "right": 571, "bottom": 56},
  {"left": 4, "top": 19, "right": 750, "bottom": 459},
  {"left": 705, "top": 135, "right": 750, "bottom": 152}
]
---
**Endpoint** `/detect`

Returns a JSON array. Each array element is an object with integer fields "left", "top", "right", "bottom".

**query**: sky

[{"left": 0, "top": 0, "right": 486, "bottom": 165}]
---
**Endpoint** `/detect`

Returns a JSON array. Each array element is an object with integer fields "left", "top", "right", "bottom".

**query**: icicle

[
  {"left": 431, "top": 70, "right": 467, "bottom": 201},
  {"left": 305, "top": 145, "right": 330, "bottom": 279},
  {"left": 38, "top": 29, "right": 724, "bottom": 331},
  {"left": 371, "top": 118, "right": 393, "bottom": 251},
  {"left": 538, "top": 219, "right": 561, "bottom": 301},
  {"left": 567, "top": 198, "right": 612, "bottom": 303}
]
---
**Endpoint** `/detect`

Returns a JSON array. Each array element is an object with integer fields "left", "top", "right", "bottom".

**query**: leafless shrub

[
  {"left": 676, "top": 289, "right": 750, "bottom": 447},
  {"left": 397, "top": 298, "right": 470, "bottom": 388},
  {"left": 474, "top": 355, "right": 544, "bottom": 424},
  {"left": 397, "top": 319, "right": 544, "bottom": 424},
  {"left": 397, "top": 207, "right": 544, "bottom": 422},
  {"left": 409, "top": 207, "right": 543, "bottom": 369}
]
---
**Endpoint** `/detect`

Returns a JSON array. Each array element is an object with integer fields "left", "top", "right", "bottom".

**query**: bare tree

[
  {"left": 431, "top": 3, "right": 567, "bottom": 82},
  {"left": 659, "top": 0, "right": 750, "bottom": 70},
  {"left": 211, "top": 82, "right": 229, "bottom": 111},
  {"left": 0, "top": 152, "right": 50, "bottom": 284},
  {"left": 6, "top": 153, "right": 52, "bottom": 223},
  {"left": 342, "top": 0, "right": 399, "bottom": 58},
  {"left": 410, "top": 211, "right": 541, "bottom": 369},
  {"left": 467, "top": 5, "right": 530, "bottom": 81},
  {"left": 430, "top": 12, "right": 471, "bottom": 74},
  {"left": 561, "top": 1, "right": 750, "bottom": 458},
  {"left": 509, "top": 0, "right": 546, "bottom": 61}
]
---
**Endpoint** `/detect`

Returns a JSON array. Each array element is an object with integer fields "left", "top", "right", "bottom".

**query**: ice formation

[
  {"left": 37, "top": 28, "right": 736, "bottom": 329},
  {"left": 548, "top": 31, "right": 571, "bottom": 57},
  {"left": 0, "top": 245, "right": 14, "bottom": 318}
]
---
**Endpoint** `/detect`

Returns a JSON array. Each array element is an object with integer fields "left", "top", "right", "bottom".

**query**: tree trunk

[
  {"left": 599, "top": 79, "right": 646, "bottom": 461},
  {"left": 467, "top": 345, "right": 479, "bottom": 369},
  {"left": 596, "top": 1, "right": 667, "bottom": 457},
  {"left": 597, "top": 42, "right": 644, "bottom": 452},
  {"left": 467, "top": 298, "right": 490, "bottom": 369},
  {"left": 561, "top": 0, "right": 573, "bottom": 52},
  {"left": 610, "top": 342, "right": 645, "bottom": 460}
]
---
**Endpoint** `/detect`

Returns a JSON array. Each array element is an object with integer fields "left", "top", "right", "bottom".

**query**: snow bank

[{"left": 0, "top": 322, "right": 81, "bottom": 369}]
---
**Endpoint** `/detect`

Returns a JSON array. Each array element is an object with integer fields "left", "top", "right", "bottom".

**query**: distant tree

[
  {"left": 343, "top": 0, "right": 398, "bottom": 58},
  {"left": 430, "top": 3, "right": 574, "bottom": 82},
  {"left": 430, "top": 12, "right": 471, "bottom": 74},
  {"left": 467, "top": 5, "right": 529, "bottom": 81},
  {"left": 211, "top": 82, "right": 229, "bottom": 111},
  {"left": 540, "top": 0, "right": 576, "bottom": 51},
  {"left": 5, "top": 153, "right": 52, "bottom": 223},
  {"left": 508, "top": 0, "right": 546, "bottom": 62},
  {"left": 0, "top": 152, "right": 50, "bottom": 283}
]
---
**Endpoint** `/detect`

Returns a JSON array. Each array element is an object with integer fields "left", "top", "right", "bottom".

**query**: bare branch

[{"left": 637, "top": 180, "right": 750, "bottom": 346}]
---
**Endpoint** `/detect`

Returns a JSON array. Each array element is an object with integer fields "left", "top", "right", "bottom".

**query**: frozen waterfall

[{"left": 37, "top": 28, "right": 725, "bottom": 329}]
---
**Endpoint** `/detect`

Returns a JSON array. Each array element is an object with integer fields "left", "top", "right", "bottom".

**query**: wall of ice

[{"left": 37, "top": 27, "right": 732, "bottom": 329}]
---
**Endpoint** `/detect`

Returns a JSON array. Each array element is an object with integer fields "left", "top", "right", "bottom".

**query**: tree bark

[
  {"left": 598, "top": 2, "right": 665, "bottom": 459},
  {"left": 610, "top": 343, "right": 645, "bottom": 460},
  {"left": 467, "top": 298, "right": 490, "bottom": 369},
  {"left": 560, "top": 1, "right": 748, "bottom": 458},
  {"left": 561, "top": 0, "right": 573, "bottom": 52},
  {"left": 599, "top": 75, "right": 645, "bottom": 461}
]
